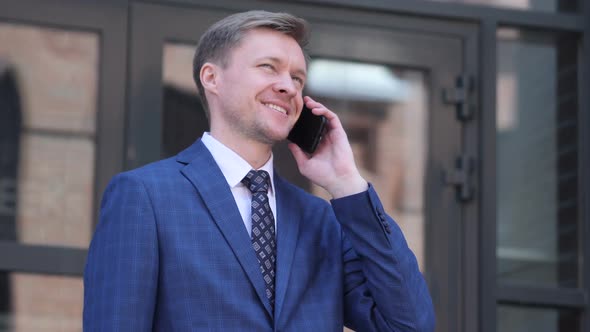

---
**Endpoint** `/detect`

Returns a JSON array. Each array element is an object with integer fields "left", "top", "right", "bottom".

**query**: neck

[{"left": 209, "top": 128, "right": 272, "bottom": 170}]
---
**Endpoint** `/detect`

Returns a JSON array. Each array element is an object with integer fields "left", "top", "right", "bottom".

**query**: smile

[{"left": 263, "top": 103, "right": 287, "bottom": 115}]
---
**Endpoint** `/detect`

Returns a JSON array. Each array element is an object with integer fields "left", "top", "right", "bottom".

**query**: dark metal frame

[
  {"left": 498, "top": 285, "right": 586, "bottom": 308},
  {"left": 0, "top": 0, "right": 587, "bottom": 331},
  {"left": 0, "top": 0, "right": 128, "bottom": 275},
  {"left": 581, "top": 2, "right": 590, "bottom": 331},
  {"left": 479, "top": 17, "right": 499, "bottom": 332},
  {"left": 284, "top": 0, "right": 585, "bottom": 31}
]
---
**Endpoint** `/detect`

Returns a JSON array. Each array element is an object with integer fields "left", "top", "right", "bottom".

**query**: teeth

[{"left": 264, "top": 103, "right": 287, "bottom": 114}]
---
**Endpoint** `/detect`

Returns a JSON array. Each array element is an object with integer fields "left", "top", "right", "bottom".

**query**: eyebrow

[{"left": 258, "top": 56, "right": 307, "bottom": 80}]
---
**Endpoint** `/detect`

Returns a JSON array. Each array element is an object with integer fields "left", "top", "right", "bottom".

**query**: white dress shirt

[{"left": 201, "top": 132, "right": 277, "bottom": 237}]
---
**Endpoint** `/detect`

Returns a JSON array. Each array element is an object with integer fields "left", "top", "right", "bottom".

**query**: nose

[{"left": 272, "top": 73, "right": 298, "bottom": 97}]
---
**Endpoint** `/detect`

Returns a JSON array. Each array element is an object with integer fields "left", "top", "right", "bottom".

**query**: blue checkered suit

[{"left": 83, "top": 139, "right": 434, "bottom": 331}]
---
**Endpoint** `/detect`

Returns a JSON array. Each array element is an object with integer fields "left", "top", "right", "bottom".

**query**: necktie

[{"left": 242, "top": 170, "right": 276, "bottom": 310}]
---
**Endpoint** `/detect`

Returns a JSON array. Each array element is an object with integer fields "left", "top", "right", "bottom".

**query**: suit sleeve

[
  {"left": 83, "top": 173, "right": 159, "bottom": 331},
  {"left": 331, "top": 183, "right": 435, "bottom": 332}
]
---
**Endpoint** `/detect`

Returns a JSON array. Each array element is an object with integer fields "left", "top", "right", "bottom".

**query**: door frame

[{"left": 127, "top": 2, "right": 479, "bottom": 331}]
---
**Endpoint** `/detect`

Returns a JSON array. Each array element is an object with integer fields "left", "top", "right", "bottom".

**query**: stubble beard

[
  {"left": 224, "top": 107, "right": 289, "bottom": 146},
  {"left": 247, "top": 119, "right": 289, "bottom": 146}
]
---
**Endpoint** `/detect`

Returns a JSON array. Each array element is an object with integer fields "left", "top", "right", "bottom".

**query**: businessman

[{"left": 84, "top": 10, "right": 435, "bottom": 331}]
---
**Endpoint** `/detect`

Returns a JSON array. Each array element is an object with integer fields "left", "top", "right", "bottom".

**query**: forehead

[{"left": 231, "top": 28, "right": 307, "bottom": 69}]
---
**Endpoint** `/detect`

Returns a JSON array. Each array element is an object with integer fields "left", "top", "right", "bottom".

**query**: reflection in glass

[
  {"left": 162, "top": 43, "right": 208, "bottom": 157},
  {"left": 496, "top": 28, "right": 579, "bottom": 287},
  {"left": 498, "top": 305, "right": 579, "bottom": 332},
  {"left": 305, "top": 59, "right": 428, "bottom": 270},
  {"left": 429, "top": 0, "right": 577, "bottom": 13},
  {"left": 0, "top": 273, "right": 82, "bottom": 332},
  {"left": 0, "top": 22, "right": 98, "bottom": 248}
]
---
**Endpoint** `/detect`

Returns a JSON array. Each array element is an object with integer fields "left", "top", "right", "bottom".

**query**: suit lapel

[
  {"left": 273, "top": 175, "right": 302, "bottom": 324},
  {"left": 177, "top": 140, "right": 273, "bottom": 318}
]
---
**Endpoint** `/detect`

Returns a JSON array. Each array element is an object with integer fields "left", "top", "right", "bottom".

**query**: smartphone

[{"left": 287, "top": 104, "right": 327, "bottom": 154}]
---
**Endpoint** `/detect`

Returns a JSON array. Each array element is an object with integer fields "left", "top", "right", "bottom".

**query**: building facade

[{"left": 0, "top": 0, "right": 588, "bottom": 331}]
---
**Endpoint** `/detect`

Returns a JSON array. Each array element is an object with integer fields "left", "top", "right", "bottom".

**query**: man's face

[{"left": 212, "top": 28, "right": 307, "bottom": 145}]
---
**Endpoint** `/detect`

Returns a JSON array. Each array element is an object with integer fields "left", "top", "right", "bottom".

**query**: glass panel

[
  {"left": 428, "top": 0, "right": 578, "bottom": 13},
  {"left": 496, "top": 28, "right": 579, "bottom": 288},
  {"left": 0, "top": 22, "right": 98, "bottom": 248},
  {"left": 497, "top": 305, "right": 579, "bottom": 332},
  {"left": 303, "top": 59, "right": 428, "bottom": 270},
  {"left": 0, "top": 272, "right": 83, "bottom": 331},
  {"left": 162, "top": 42, "right": 208, "bottom": 158}
]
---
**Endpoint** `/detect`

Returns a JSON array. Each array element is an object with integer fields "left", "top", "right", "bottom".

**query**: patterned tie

[{"left": 241, "top": 169, "right": 276, "bottom": 310}]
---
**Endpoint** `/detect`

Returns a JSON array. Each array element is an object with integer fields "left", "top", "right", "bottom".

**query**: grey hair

[{"left": 192, "top": 10, "right": 310, "bottom": 116}]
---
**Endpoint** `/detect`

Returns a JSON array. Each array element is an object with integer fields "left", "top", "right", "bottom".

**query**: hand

[{"left": 288, "top": 96, "right": 368, "bottom": 199}]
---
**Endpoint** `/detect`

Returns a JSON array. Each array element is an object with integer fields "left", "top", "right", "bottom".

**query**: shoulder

[
  {"left": 103, "top": 156, "right": 181, "bottom": 197},
  {"left": 126, "top": 156, "right": 180, "bottom": 178},
  {"left": 114, "top": 155, "right": 180, "bottom": 181}
]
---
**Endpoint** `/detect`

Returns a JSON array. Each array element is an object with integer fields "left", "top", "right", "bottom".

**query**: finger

[
  {"left": 304, "top": 96, "right": 326, "bottom": 110},
  {"left": 303, "top": 96, "right": 344, "bottom": 131},
  {"left": 288, "top": 143, "right": 310, "bottom": 167},
  {"left": 303, "top": 97, "right": 338, "bottom": 120},
  {"left": 315, "top": 108, "right": 343, "bottom": 133},
  {"left": 310, "top": 106, "right": 336, "bottom": 119}
]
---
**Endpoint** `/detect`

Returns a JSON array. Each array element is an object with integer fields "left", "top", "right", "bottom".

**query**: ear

[{"left": 200, "top": 62, "right": 220, "bottom": 95}]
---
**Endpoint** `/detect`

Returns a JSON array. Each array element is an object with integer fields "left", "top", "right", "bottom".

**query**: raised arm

[
  {"left": 333, "top": 186, "right": 435, "bottom": 331},
  {"left": 289, "top": 97, "right": 435, "bottom": 331}
]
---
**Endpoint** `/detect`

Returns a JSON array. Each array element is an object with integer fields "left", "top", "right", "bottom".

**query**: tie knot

[{"left": 242, "top": 170, "right": 270, "bottom": 194}]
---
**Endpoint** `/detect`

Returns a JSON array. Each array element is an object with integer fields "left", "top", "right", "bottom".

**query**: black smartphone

[{"left": 287, "top": 104, "right": 327, "bottom": 154}]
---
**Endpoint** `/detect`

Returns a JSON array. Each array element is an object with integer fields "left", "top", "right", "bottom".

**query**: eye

[
  {"left": 259, "top": 63, "right": 275, "bottom": 70},
  {"left": 292, "top": 76, "right": 304, "bottom": 87}
]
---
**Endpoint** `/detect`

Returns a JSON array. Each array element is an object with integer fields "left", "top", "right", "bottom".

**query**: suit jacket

[{"left": 83, "top": 139, "right": 435, "bottom": 331}]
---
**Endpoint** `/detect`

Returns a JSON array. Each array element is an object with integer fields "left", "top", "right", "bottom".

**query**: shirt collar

[{"left": 201, "top": 132, "right": 274, "bottom": 193}]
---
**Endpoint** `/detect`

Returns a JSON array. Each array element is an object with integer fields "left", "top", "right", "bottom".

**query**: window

[{"left": 496, "top": 27, "right": 581, "bottom": 330}]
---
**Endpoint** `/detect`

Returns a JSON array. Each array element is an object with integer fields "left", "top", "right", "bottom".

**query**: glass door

[{"left": 128, "top": 3, "right": 478, "bottom": 331}]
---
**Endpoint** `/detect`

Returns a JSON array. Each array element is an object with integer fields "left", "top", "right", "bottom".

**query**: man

[{"left": 84, "top": 10, "right": 435, "bottom": 331}]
